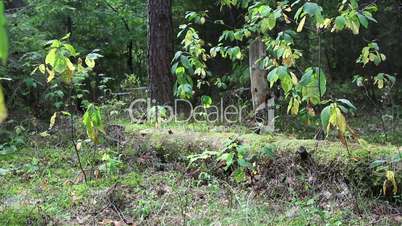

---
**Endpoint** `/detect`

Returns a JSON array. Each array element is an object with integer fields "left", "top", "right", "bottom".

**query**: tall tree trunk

[
  {"left": 249, "top": 38, "right": 275, "bottom": 132},
  {"left": 148, "top": 0, "right": 174, "bottom": 105}
]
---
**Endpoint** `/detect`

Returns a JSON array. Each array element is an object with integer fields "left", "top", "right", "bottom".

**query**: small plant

[
  {"left": 147, "top": 105, "right": 168, "bottom": 124},
  {"left": 353, "top": 41, "right": 398, "bottom": 142},
  {"left": 99, "top": 152, "right": 123, "bottom": 176},
  {"left": 82, "top": 103, "right": 104, "bottom": 144},
  {"left": 36, "top": 35, "right": 102, "bottom": 183},
  {"left": 188, "top": 137, "right": 253, "bottom": 183},
  {"left": 371, "top": 152, "right": 401, "bottom": 199},
  {"left": 0, "top": 125, "right": 27, "bottom": 155}
]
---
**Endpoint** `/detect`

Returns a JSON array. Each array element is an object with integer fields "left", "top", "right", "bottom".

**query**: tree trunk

[
  {"left": 249, "top": 38, "right": 275, "bottom": 132},
  {"left": 147, "top": 0, "right": 174, "bottom": 105}
]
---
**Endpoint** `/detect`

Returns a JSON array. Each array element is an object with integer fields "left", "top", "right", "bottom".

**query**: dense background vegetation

[
  {"left": 0, "top": 0, "right": 401, "bottom": 225},
  {"left": 3, "top": 0, "right": 401, "bottom": 131}
]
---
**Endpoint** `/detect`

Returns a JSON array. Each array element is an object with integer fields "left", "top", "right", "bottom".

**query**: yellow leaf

[
  {"left": 287, "top": 98, "right": 293, "bottom": 114},
  {"left": 85, "top": 57, "right": 95, "bottom": 69},
  {"left": 384, "top": 170, "right": 398, "bottom": 195},
  {"left": 200, "top": 17, "right": 206, "bottom": 24},
  {"left": 290, "top": 72, "right": 298, "bottom": 85},
  {"left": 328, "top": 107, "right": 337, "bottom": 134},
  {"left": 291, "top": 99, "right": 300, "bottom": 116},
  {"left": 49, "top": 112, "right": 57, "bottom": 129},
  {"left": 39, "top": 64, "right": 46, "bottom": 74},
  {"left": 283, "top": 13, "right": 291, "bottom": 24},
  {"left": 65, "top": 58, "right": 75, "bottom": 71},
  {"left": 320, "top": 18, "right": 332, "bottom": 29},
  {"left": 297, "top": 16, "right": 306, "bottom": 32},
  {"left": 47, "top": 68, "right": 55, "bottom": 83},
  {"left": 336, "top": 108, "right": 347, "bottom": 134},
  {"left": 0, "top": 86, "right": 7, "bottom": 123},
  {"left": 76, "top": 142, "right": 82, "bottom": 151},
  {"left": 63, "top": 69, "right": 73, "bottom": 84},
  {"left": 377, "top": 80, "right": 384, "bottom": 89},
  {"left": 39, "top": 131, "right": 50, "bottom": 137}
]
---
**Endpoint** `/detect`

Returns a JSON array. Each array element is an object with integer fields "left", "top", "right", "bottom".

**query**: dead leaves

[{"left": 98, "top": 219, "right": 136, "bottom": 226}]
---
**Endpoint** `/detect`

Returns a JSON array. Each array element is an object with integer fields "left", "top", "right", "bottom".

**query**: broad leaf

[
  {"left": 201, "top": 95, "right": 212, "bottom": 108},
  {"left": 357, "top": 13, "right": 368, "bottom": 28},
  {"left": 321, "top": 105, "right": 331, "bottom": 134},
  {"left": 0, "top": 86, "right": 6, "bottom": 123},
  {"left": 335, "top": 16, "right": 346, "bottom": 30},
  {"left": 297, "top": 16, "right": 306, "bottom": 32},
  {"left": 49, "top": 112, "right": 57, "bottom": 129}
]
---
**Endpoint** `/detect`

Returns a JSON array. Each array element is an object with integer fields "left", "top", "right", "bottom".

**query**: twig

[{"left": 69, "top": 86, "right": 87, "bottom": 182}]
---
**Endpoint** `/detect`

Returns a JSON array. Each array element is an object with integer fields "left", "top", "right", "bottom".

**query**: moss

[
  {"left": 122, "top": 172, "right": 143, "bottom": 188},
  {"left": 0, "top": 206, "right": 51, "bottom": 226},
  {"left": 1, "top": 121, "right": 401, "bottom": 224}
]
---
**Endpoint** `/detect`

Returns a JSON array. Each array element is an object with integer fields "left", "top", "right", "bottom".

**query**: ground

[{"left": 0, "top": 121, "right": 401, "bottom": 225}]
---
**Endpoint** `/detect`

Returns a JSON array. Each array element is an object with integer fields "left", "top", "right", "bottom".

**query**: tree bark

[
  {"left": 249, "top": 38, "right": 275, "bottom": 132},
  {"left": 148, "top": 0, "right": 174, "bottom": 105}
]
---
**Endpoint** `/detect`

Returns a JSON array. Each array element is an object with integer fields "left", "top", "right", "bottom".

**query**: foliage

[
  {"left": 188, "top": 137, "right": 254, "bottom": 183},
  {"left": 4, "top": 0, "right": 148, "bottom": 116},
  {"left": 99, "top": 152, "right": 123, "bottom": 175},
  {"left": 34, "top": 35, "right": 102, "bottom": 111},
  {"left": 0, "top": 0, "right": 7, "bottom": 63},
  {"left": 82, "top": 103, "right": 104, "bottom": 144},
  {"left": 172, "top": 0, "right": 386, "bottom": 144}
]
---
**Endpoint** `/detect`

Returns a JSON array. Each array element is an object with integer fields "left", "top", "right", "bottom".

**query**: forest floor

[{"left": 1, "top": 120, "right": 402, "bottom": 225}]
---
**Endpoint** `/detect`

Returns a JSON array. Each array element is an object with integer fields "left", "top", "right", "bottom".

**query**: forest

[{"left": 0, "top": 0, "right": 401, "bottom": 225}]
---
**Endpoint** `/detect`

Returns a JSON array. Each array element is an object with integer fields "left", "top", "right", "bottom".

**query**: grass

[{"left": 0, "top": 121, "right": 401, "bottom": 225}]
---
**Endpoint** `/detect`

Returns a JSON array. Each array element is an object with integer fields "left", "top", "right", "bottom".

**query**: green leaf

[
  {"left": 63, "top": 44, "right": 77, "bottom": 56},
  {"left": 0, "top": 26, "right": 7, "bottom": 64},
  {"left": 335, "top": 16, "right": 346, "bottom": 30},
  {"left": 218, "top": 152, "right": 234, "bottom": 171},
  {"left": 294, "top": 6, "right": 304, "bottom": 20},
  {"left": 362, "top": 11, "right": 377, "bottom": 23},
  {"left": 267, "top": 68, "right": 279, "bottom": 87},
  {"left": 175, "top": 66, "right": 185, "bottom": 76},
  {"left": 349, "top": 16, "right": 361, "bottom": 35},
  {"left": 177, "top": 84, "right": 193, "bottom": 99},
  {"left": 337, "top": 99, "right": 357, "bottom": 112},
  {"left": 82, "top": 104, "right": 103, "bottom": 144},
  {"left": 280, "top": 75, "right": 293, "bottom": 94},
  {"left": 180, "top": 55, "right": 191, "bottom": 69},
  {"left": 201, "top": 95, "right": 212, "bottom": 108},
  {"left": 233, "top": 168, "right": 246, "bottom": 183},
  {"left": 53, "top": 56, "right": 67, "bottom": 74},
  {"left": 357, "top": 13, "right": 368, "bottom": 29},
  {"left": 299, "top": 69, "right": 313, "bottom": 86},
  {"left": 277, "top": 66, "right": 288, "bottom": 79},
  {"left": 45, "top": 49, "right": 57, "bottom": 66},
  {"left": 321, "top": 105, "right": 331, "bottom": 134},
  {"left": 261, "top": 145, "right": 277, "bottom": 159},
  {"left": 303, "top": 2, "right": 320, "bottom": 16},
  {"left": 261, "top": 14, "right": 276, "bottom": 32}
]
